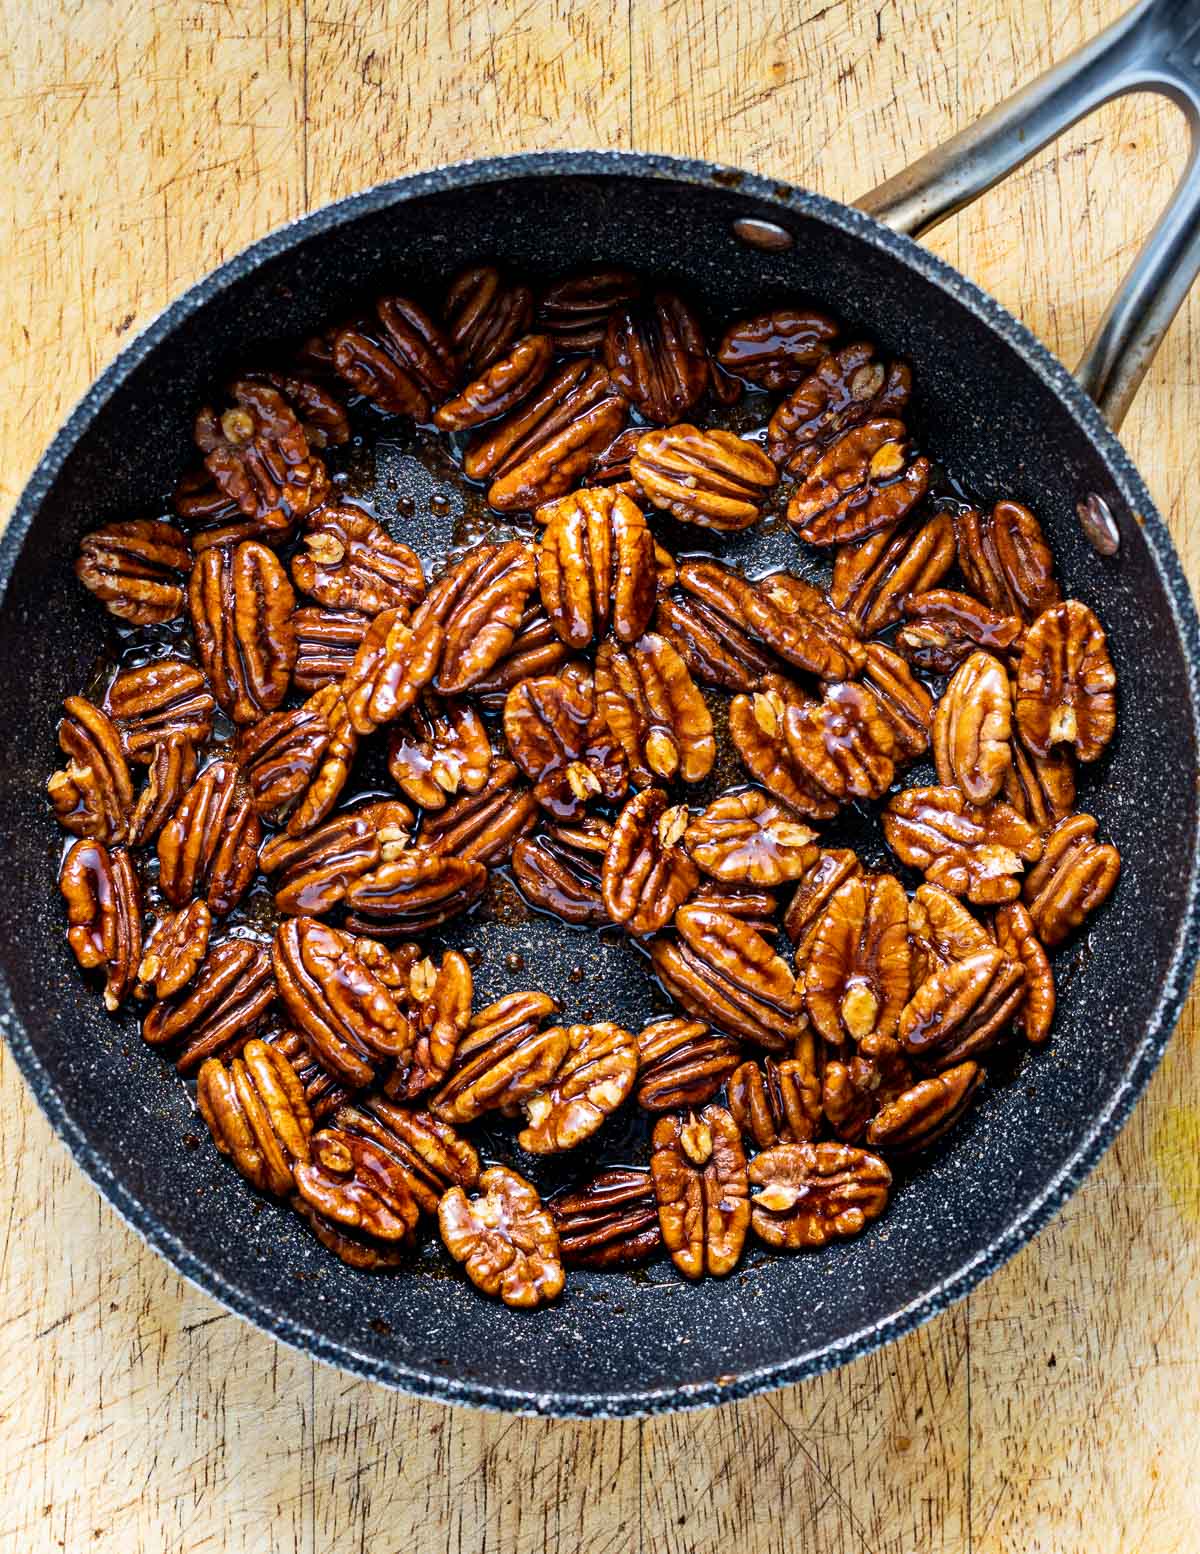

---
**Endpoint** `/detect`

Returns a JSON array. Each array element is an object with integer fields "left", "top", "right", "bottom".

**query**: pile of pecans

[{"left": 51, "top": 267, "right": 1120, "bottom": 1308}]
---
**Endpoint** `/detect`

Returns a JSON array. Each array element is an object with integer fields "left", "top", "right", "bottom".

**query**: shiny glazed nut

[
  {"left": 343, "top": 848, "right": 488, "bottom": 937},
  {"left": 684, "top": 789, "right": 818, "bottom": 886},
  {"left": 865, "top": 1062, "right": 983, "bottom": 1153},
  {"left": 897, "top": 588, "right": 1024, "bottom": 674},
  {"left": 993, "top": 900, "right": 1055, "bottom": 1042},
  {"left": 433, "top": 332, "right": 553, "bottom": 430},
  {"left": 245, "top": 369, "right": 350, "bottom": 449},
  {"left": 136, "top": 900, "right": 211, "bottom": 1001},
  {"left": 438, "top": 1166, "right": 564, "bottom": 1308},
  {"left": 443, "top": 264, "right": 534, "bottom": 371},
  {"left": 804, "top": 874, "right": 910, "bottom": 1045},
  {"left": 503, "top": 668, "right": 595, "bottom": 786},
  {"left": 536, "top": 488, "right": 656, "bottom": 647},
  {"left": 861, "top": 641, "right": 934, "bottom": 761},
  {"left": 189, "top": 540, "right": 297, "bottom": 724},
  {"left": 414, "top": 758, "right": 539, "bottom": 864},
  {"left": 828, "top": 511, "right": 956, "bottom": 633},
  {"left": 655, "top": 589, "right": 776, "bottom": 693},
  {"left": 784, "top": 847, "right": 863, "bottom": 960},
  {"left": 430, "top": 990, "right": 564, "bottom": 1125},
  {"left": 786, "top": 419, "right": 931, "bottom": 545},
  {"left": 331, "top": 1096, "right": 480, "bottom": 1216},
  {"left": 954, "top": 500, "right": 1061, "bottom": 621},
  {"left": 933, "top": 650, "right": 1013, "bottom": 805},
  {"left": 882, "top": 786, "right": 1043, "bottom": 905},
  {"left": 387, "top": 694, "right": 491, "bottom": 810},
  {"left": 630, "top": 424, "right": 778, "bottom": 531},
  {"left": 195, "top": 379, "right": 328, "bottom": 529},
  {"left": 59, "top": 840, "right": 141, "bottom": 1012},
  {"left": 291, "top": 606, "right": 370, "bottom": 692},
  {"left": 898, "top": 945, "right": 1025, "bottom": 1069},
  {"left": 595, "top": 633, "right": 714, "bottom": 786},
  {"left": 727, "top": 678, "right": 835, "bottom": 820},
  {"left": 511, "top": 820, "right": 610, "bottom": 926},
  {"left": 467, "top": 605, "right": 570, "bottom": 709},
  {"left": 293, "top": 1124, "right": 421, "bottom": 1270},
  {"left": 687, "top": 881, "right": 778, "bottom": 934},
  {"left": 173, "top": 463, "right": 281, "bottom": 550},
  {"left": 266, "top": 1028, "right": 352, "bottom": 1122},
  {"left": 332, "top": 294, "right": 458, "bottom": 418},
  {"left": 1022, "top": 812, "right": 1121, "bottom": 947},
  {"left": 142, "top": 939, "right": 275, "bottom": 1073},
  {"left": 157, "top": 758, "right": 261, "bottom": 914},
  {"left": 908, "top": 883, "right": 997, "bottom": 982},
  {"left": 75, "top": 519, "right": 192, "bottom": 624},
  {"left": 536, "top": 268, "right": 641, "bottom": 352},
  {"left": 728, "top": 1051, "right": 823, "bottom": 1148},
  {"left": 767, "top": 342, "right": 912, "bottom": 473},
  {"left": 128, "top": 739, "right": 198, "bottom": 846},
  {"left": 1002, "top": 727, "right": 1076, "bottom": 832},
  {"left": 650, "top": 1105, "right": 749, "bottom": 1279},
  {"left": 196, "top": 1038, "right": 314, "bottom": 1197},
  {"left": 47, "top": 697, "right": 133, "bottom": 843},
  {"left": 715, "top": 307, "right": 838, "bottom": 391},
  {"left": 259, "top": 798, "right": 412, "bottom": 916},
  {"left": 517, "top": 1022, "right": 638, "bottom": 1153},
  {"left": 238, "top": 682, "right": 357, "bottom": 835},
  {"left": 747, "top": 1142, "right": 891, "bottom": 1248},
  {"left": 601, "top": 787, "right": 699, "bottom": 936},
  {"left": 341, "top": 604, "right": 443, "bottom": 735},
  {"left": 291, "top": 506, "right": 425, "bottom": 616},
  {"left": 419, "top": 540, "right": 537, "bottom": 694},
  {"left": 635, "top": 1017, "right": 742, "bottom": 1111},
  {"left": 382, "top": 950, "right": 474, "bottom": 1101},
  {"left": 1015, "top": 600, "right": 1117, "bottom": 762},
  {"left": 551, "top": 1167, "right": 662, "bottom": 1269},
  {"left": 603, "top": 289, "right": 709, "bottom": 424},
  {"left": 782, "top": 680, "right": 901, "bottom": 805},
  {"left": 104, "top": 660, "right": 215, "bottom": 761}
]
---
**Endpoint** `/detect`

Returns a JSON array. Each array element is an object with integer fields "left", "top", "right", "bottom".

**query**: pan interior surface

[{"left": 2, "top": 156, "right": 1197, "bottom": 1415}]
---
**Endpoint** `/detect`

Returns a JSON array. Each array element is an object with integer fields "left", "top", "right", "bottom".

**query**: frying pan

[{"left": 5, "top": 0, "right": 1200, "bottom": 1418}]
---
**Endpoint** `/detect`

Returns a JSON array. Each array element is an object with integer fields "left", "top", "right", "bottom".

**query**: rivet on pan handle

[{"left": 857, "top": 0, "right": 1200, "bottom": 435}]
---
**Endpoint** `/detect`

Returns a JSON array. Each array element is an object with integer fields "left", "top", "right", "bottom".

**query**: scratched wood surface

[{"left": 1, "top": 2, "right": 1197, "bottom": 1550}]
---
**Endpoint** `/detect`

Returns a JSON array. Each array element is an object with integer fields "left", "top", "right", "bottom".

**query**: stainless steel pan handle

[{"left": 858, "top": 0, "right": 1200, "bottom": 432}]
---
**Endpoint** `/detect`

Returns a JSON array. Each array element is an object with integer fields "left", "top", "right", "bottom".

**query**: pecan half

[
  {"left": 238, "top": 683, "right": 356, "bottom": 834},
  {"left": 444, "top": 265, "right": 534, "bottom": 371},
  {"left": 536, "top": 268, "right": 641, "bottom": 352},
  {"left": 291, "top": 506, "right": 425, "bottom": 616},
  {"left": 173, "top": 464, "right": 274, "bottom": 551},
  {"left": 1015, "top": 600, "right": 1117, "bottom": 762},
  {"left": 933, "top": 650, "right": 1013, "bottom": 804},
  {"left": 157, "top": 758, "right": 261, "bottom": 914},
  {"left": 1022, "top": 812, "right": 1120, "bottom": 947},
  {"left": 104, "top": 660, "right": 215, "bottom": 761},
  {"left": 433, "top": 332, "right": 553, "bottom": 431},
  {"left": 414, "top": 759, "right": 539, "bottom": 864},
  {"left": 430, "top": 990, "right": 564, "bottom": 1125},
  {"left": 195, "top": 379, "right": 328, "bottom": 532},
  {"left": 767, "top": 342, "right": 912, "bottom": 473},
  {"left": 382, "top": 949, "right": 474, "bottom": 1101},
  {"left": 883, "top": 786, "right": 1043, "bottom": 905},
  {"left": 784, "top": 848, "right": 863, "bottom": 960},
  {"left": 635, "top": 1017, "right": 742, "bottom": 1112},
  {"left": 136, "top": 900, "right": 211, "bottom": 1001},
  {"left": 503, "top": 667, "right": 616, "bottom": 813},
  {"left": 331, "top": 1096, "right": 480, "bottom": 1215},
  {"left": 1002, "top": 727, "right": 1076, "bottom": 832},
  {"left": 197, "top": 1038, "right": 314, "bottom": 1196},
  {"left": 865, "top": 1062, "right": 983, "bottom": 1153},
  {"left": 650, "top": 1105, "right": 749, "bottom": 1279},
  {"left": 907, "top": 883, "right": 996, "bottom": 983},
  {"left": 387, "top": 694, "right": 491, "bottom": 810},
  {"left": 898, "top": 945, "right": 1025, "bottom": 1069},
  {"left": 259, "top": 799, "right": 412, "bottom": 916},
  {"left": 291, "top": 606, "right": 370, "bottom": 692},
  {"left": 828, "top": 511, "right": 956, "bottom": 633},
  {"left": 630, "top": 424, "right": 778, "bottom": 531},
  {"left": 189, "top": 541, "right": 297, "bottom": 724},
  {"left": 341, "top": 604, "right": 444, "bottom": 735},
  {"left": 293, "top": 1124, "right": 421, "bottom": 1270},
  {"left": 716, "top": 308, "right": 838, "bottom": 391},
  {"left": 688, "top": 881, "right": 778, "bottom": 934},
  {"left": 601, "top": 788, "right": 699, "bottom": 935},
  {"left": 728, "top": 678, "right": 835, "bottom": 820},
  {"left": 438, "top": 1166, "right": 564, "bottom": 1308},
  {"left": 897, "top": 588, "right": 1024, "bottom": 673},
  {"left": 684, "top": 789, "right": 818, "bottom": 887},
  {"left": 536, "top": 488, "right": 656, "bottom": 647},
  {"left": 517, "top": 1022, "right": 638, "bottom": 1153},
  {"left": 552, "top": 1167, "right": 662, "bottom": 1269},
  {"left": 820, "top": 1031, "right": 913, "bottom": 1143},
  {"left": 748, "top": 1142, "right": 890, "bottom": 1248},
  {"left": 59, "top": 840, "right": 141, "bottom": 1012},
  {"left": 786, "top": 419, "right": 931, "bottom": 545},
  {"left": 245, "top": 369, "right": 350, "bottom": 449},
  {"left": 993, "top": 900, "right": 1055, "bottom": 1042},
  {"left": 142, "top": 939, "right": 275, "bottom": 1073},
  {"left": 332, "top": 295, "right": 458, "bottom": 418},
  {"left": 47, "top": 697, "right": 133, "bottom": 843},
  {"left": 737, "top": 678, "right": 899, "bottom": 810},
  {"left": 511, "top": 819, "right": 610, "bottom": 926},
  {"left": 419, "top": 540, "right": 537, "bottom": 694},
  {"left": 804, "top": 874, "right": 910, "bottom": 1046},
  {"left": 266, "top": 1028, "right": 352, "bottom": 1121},
  {"left": 343, "top": 848, "right": 488, "bottom": 937},
  {"left": 655, "top": 590, "right": 776, "bottom": 693},
  {"left": 954, "top": 500, "right": 1060, "bottom": 621},
  {"left": 128, "top": 739, "right": 198, "bottom": 845},
  {"left": 604, "top": 289, "right": 709, "bottom": 424},
  {"left": 75, "top": 519, "right": 191, "bottom": 624},
  {"left": 467, "top": 605, "right": 570, "bottom": 709},
  {"left": 861, "top": 641, "right": 933, "bottom": 761},
  {"left": 595, "top": 633, "right": 714, "bottom": 786},
  {"left": 728, "top": 1050, "right": 823, "bottom": 1148}
]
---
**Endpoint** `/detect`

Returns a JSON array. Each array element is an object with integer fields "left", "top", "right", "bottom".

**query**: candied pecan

[
  {"left": 883, "top": 786, "right": 1043, "bottom": 906},
  {"left": 601, "top": 788, "right": 699, "bottom": 936},
  {"left": 786, "top": 419, "right": 931, "bottom": 545},
  {"left": 104, "top": 660, "right": 215, "bottom": 761},
  {"left": 954, "top": 500, "right": 1060, "bottom": 621},
  {"left": 687, "top": 881, "right": 778, "bottom": 935},
  {"left": 604, "top": 289, "right": 708, "bottom": 424},
  {"left": 266, "top": 1028, "right": 352, "bottom": 1121},
  {"left": 332, "top": 1096, "right": 480, "bottom": 1215},
  {"left": 767, "top": 342, "right": 912, "bottom": 473},
  {"left": 128, "top": 738, "right": 198, "bottom": 845},
  {"left": 343, "top": 849, "right": 487, "bottom": 936},
  {"left": 439, "top": 1166, "right": 564, "bottom": 1308},
  {"left": 728, "top": 677, "right": 835, "bottom": 820},
  {"left": 197, "top": 1038, "right": 314, "bottom": 1197},
  {"left": 246, "top": 369, "right": 350, "bottom": 449},
  {"left": 387, "top": 694, "right": 491, "bottom": 810},
  {"left": 630, "top": 424, "right": 778, "bottom": 531},
  {"left": 430, "top": 989, "right": 563, "bottom": 1124},
  {"left": 748, "top": 678, "right": 899, "bottom": 809},
  {"left": 415, "top": 758, "right": 538, "bottom": 864},
  {"left": 635, "top": 1017, "right": 741, "bottom": 1112},
  {"left": 157, "top": 758, "right": 261, "bottom": 914},
  {"left": 716, "top": 308, "right": 838, "bottom": 391},
  {"left": 237, "top": 682, "right": 356, "bottom": 835},
  {"left": 860, "top": 641, "right": 933, "bottom": 760},
  {"left": 418, "top": 540, "right": 537, "bottom": 694},
  {"left": 536, "top": 268, "right": 641, "bottom": 351},
  {"left": 517, "top": 1022, "right": 638, "bottom": 1153},
  {"left": 293, "top": 1124, "right": 420, "bottom": 1270},
  {"left": 829, "top": 511, "right": 956, "bottom": 633},
  {"left": 136, "top": 900, "right": 211, "bottom": 1001},
  {"left": 898, "top": 945, "right": 1025, "bottom": 1069},
  {"left": 897, "top": 589, "right": 1024, "bottom": 673},
  {"left": 189, "top": 541, "right": 297, "bottom": 724},
  {"left": 195, "top": 379, "right": 328, "bottom": 529},
  {"left": 595, "top": 633, "right": 714, "bottom": 786},
  {"left": 748, "top": 1142, "right": 890, "bottom": 1248},
  {"left": 1022, "top": 812, "right": 1120, "bottom": 947},
  {"left": 993, "top": 900, "right": 1055, "bottom": 1042},
  {"left": 468, "top": 605, "right": 570, "bottom": 709},
  {"left": 444, "top": 265, "right": 534, "bottom": 371},
  {"left": 503, "top": 666, "right": 622, "bottom": 815},
  {"left": 291, "top": 506, "right": 425, "bottom": 616},
  {"left": 434, "top": 332, "right": 554, "bottom": 431},
  {"left": 1002, "top": 726, "right": 1076, "bottom": 831},
  {"left": 341, "top": 604, "right": 443, "bottom": 735},
  {"left": 784, "top": 848, "right": 863, "bottom": 959},
  {"left": 173, "top": 464, "right": 276, "bottom": 550},
  {"left": 332, "top": 295, "right": 458, "bottom": 418},
  {"left": 142, "top": 939, "right": 275, "bottom": 1073},
  {"left": 907, "top": 882, "right": 996, "bottom": 983},
  {"left": 75, "top": 519, "right": 191, "bottom": 625},
  {"left": 291, "top": 606, "right": 370, "bottom": 692},
  {"left": 552, "top": 1167, "right": 662, "bottom": 1269},
  {"left": 865, "top": 1061, "right": 983, "bottom": 1153},
  {"left": 655, "top": 589, "right": 776, "bottom": 693},
  {"left": 728, "top": 1050, "right": 822, "bottom": 1148},
  {"left": 47, "top": 697, "right": 133, "bottom": 843},
  {"left": 684, "top": 789, "right": 817, "bottom": 887},
  {"left": 804, "top": 875, "right": 910, "bottom": 1045},
  {"left": 259, "top": 799, "right": 412, "bottom": 916},
  {"left": 59, "top": 840, "right": 141, "bottom": 1012},
  {"left": 511, "top": 820, "right": 609, "bottom": 926},
  {"left": 933, "top": 650, "right": 1013, "bottom": 804},
  {"left": 652, "top": 901, "right": 806, "bottom": 1052},
  {"left": 820, "top": 1039, "right": 890, "bottom": 1144},
  {"left": 536, "top": 488, "right": 655, "bottom": 647},
  {"left": 1015, "top": 600, "right": 1116, "bottom": 762},
  {"left": 650, "top": 1106, "right": 749, "bottom": 1279},
  {"left": 381, "top": 949, "right": 473, "bottom": 1101}
]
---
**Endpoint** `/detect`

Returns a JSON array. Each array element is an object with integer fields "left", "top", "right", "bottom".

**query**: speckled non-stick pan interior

[{"left": 3, "top": 153, "right": 1198, "bottom": 1416}]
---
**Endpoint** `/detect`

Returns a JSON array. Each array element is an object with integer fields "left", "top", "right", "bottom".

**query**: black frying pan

[{"left": 5, "top": 0, "right": 1200, "bottom": 1417}]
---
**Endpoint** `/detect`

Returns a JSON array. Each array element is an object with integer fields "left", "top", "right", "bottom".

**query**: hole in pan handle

[{"left": 857, "top": 0, "right": 1200, "bottom": 434}]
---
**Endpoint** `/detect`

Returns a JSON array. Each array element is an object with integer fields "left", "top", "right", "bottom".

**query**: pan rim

[{"left": 3, "top": 148, "right": 1199, "bottom": 1418}]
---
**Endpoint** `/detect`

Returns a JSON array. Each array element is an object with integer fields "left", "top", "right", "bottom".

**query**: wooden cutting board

[{"left": 1, "top": 1, "right": 1197, "bottom": 1549}]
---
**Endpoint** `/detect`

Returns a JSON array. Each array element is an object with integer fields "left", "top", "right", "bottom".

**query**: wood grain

[{"left": 1, "top": 1, "right": 1198, "bottom": 1550}]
